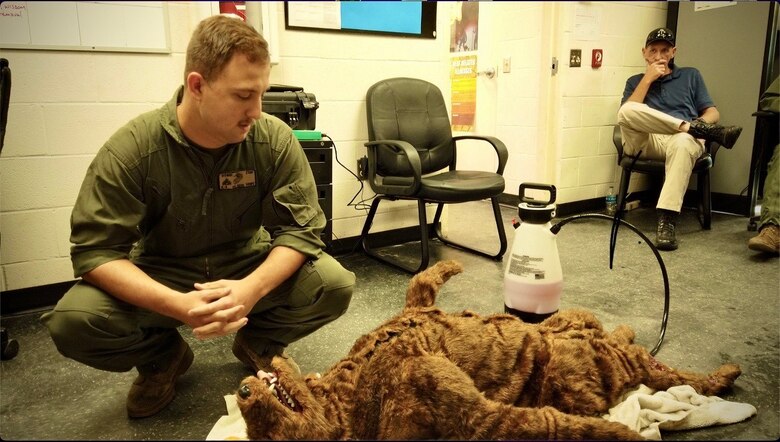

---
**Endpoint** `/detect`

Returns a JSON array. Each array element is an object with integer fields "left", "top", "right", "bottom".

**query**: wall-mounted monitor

[{"left": 285, "top": 1, "right": 436, "bottom": 39}]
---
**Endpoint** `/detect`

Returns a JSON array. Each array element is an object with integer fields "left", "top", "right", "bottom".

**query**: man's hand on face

[{"left": 645, "top": 60, "right": 669, "bottom": 82}]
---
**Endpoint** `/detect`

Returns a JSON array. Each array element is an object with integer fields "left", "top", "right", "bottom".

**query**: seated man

[
  {"left": 617, "top": 27, "right": 742, "bottom": 251},
  {"left": 41, "top": 15, "right": 355, "bottom": 419},
  {"left": 748, "top": 75, "right": 779, "bottom": 254}
]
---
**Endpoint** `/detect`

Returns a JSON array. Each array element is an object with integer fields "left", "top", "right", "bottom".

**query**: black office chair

[
  {"left": 1, "top": 58, "right": 19, "bottom": 360},
  {"left": 747, "top": 110, "right": 779, "bottom": 230},
  {"left": 359, "top": 77, "right": 508, "bottom": 274},
  {"left": 612, "top": 125, "right": 721, "bottom": 229}
]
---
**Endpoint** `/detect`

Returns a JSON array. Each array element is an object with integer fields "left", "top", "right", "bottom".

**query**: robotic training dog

[{"left": 236, "top": 260, "right": 741, "bottom": 440}]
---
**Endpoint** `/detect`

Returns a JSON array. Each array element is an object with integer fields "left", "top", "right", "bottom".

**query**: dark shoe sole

[
  {"left": 721, "top": 127, "right": 742, "bottom": 149},
  {"left": 655, "top": 241, "right": 678, "bottom": 251},
  {"left": 748, "top": 241, "right": 780, "bottom": 254},
  {"left": 127, "top": 342, "right": 194, "bottom": 419}
]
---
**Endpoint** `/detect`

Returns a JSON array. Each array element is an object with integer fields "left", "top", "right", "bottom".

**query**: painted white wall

[
  {"left": 266, "top": 1, "right": 451, "bottom": 244},
  {"left": 0, "top": 1, "right": 667, "bottom": 291},
  {"left": 452, "top": 0, "right": 667, "bottom": 203},
  {"left": 553, "top": 1, "right": 667, "bottom": 203}
]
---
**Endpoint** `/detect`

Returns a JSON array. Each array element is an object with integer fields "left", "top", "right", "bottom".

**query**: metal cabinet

[{"left": 301, "top": 139, "right": 333, "bottom": 248}]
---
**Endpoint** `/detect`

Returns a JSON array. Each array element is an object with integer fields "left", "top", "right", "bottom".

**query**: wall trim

[{"left": 1, "top": 280, "right": 77, "bottom": 316}]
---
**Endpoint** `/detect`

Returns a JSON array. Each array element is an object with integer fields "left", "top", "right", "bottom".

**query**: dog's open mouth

[{"left": 264, "top": 372, "right": 301, "bottom": 412}]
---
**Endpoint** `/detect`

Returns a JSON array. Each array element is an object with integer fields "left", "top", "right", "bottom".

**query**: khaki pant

[
  {"left": 41, "top": 252, "right": 355, "bottom": 372},
  {"left": 760, "top": 144, "right": 780, "bottom": 228},
  {"left": 617, "top": 101, "right": 705, "bottom": 212}
]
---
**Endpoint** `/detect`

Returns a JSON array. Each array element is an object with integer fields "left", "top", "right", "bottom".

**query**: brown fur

[{"left": 236, "top": 260, "right": 741, "bottom": 440}]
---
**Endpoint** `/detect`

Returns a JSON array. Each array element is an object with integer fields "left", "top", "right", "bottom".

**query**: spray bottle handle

[{"left": 519, "top": 183, "right": 557, "bottom": 206}]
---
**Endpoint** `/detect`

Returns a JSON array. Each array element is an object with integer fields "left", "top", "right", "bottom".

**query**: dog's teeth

[{"left": 268, "top": 385, "right": 276, "bottom": 393}]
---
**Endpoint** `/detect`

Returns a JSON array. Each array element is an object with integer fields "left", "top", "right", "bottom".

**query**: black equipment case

[{"left": 262, "top": 84, "right": 319, "bottom": 130}]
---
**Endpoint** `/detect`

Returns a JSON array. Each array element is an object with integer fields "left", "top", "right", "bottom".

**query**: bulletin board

[{"left": 0, "top": 1, "right": 170, "bottom": 53}]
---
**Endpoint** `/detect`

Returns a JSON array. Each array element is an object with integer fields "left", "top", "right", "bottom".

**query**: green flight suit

[
  {"left": 41, "top": 87, "right": 355, "bottom": 372},
  {"left": 757, "top": 76, "right": 779, "bottom": 229}
]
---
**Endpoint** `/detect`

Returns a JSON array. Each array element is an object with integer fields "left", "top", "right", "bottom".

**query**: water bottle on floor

[{"left": 606, "top": 186, "right": 617, "bottom": 216}]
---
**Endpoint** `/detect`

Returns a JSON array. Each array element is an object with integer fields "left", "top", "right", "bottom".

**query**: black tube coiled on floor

[{"left": 550, "top": 213, "right": 669, "bottom": 356}]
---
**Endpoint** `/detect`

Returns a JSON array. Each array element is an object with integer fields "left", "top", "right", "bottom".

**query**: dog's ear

[{"left": 404, "top": 260, "right": 463, "bottom": 309}]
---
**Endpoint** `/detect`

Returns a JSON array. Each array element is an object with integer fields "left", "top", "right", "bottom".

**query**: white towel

[
  {"left": 206, "top": 395, "right": 248, "bottom": 441},
  {"left": 602, "top": 384, "right": 757, "bottom": 440}
]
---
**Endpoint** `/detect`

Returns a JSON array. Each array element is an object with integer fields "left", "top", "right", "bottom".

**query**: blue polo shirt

[{"left": 621, "top": 66, "right": 714, "bottom": 121}]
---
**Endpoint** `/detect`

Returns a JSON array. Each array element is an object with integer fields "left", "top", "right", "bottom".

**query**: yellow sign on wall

[{"left": 450, "top": 55, "right": 477, "bottom": 132}]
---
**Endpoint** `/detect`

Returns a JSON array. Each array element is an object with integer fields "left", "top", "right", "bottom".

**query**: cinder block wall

[
  {"left": 457, "top": 1, "right": 666, "bottom": 203},
  {"left": 555, "top": 1, "right": 667, "bottom": 204},
  {"left": 0, "top": 1, "right": 665, "bottom": 292}
]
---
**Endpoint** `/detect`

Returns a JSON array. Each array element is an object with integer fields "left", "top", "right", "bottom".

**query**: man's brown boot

[
  {"left": 126, "top": 334, "right": 194, "bottom": 418},
  {"left": 232, "top": 333, "right": 300, "bottom": 375},
  {"left": 748, "top": 224, "right": 780, "bottom": 254},
  {"left": 688, "top": 119, "right": 742, "bottom": 149}
]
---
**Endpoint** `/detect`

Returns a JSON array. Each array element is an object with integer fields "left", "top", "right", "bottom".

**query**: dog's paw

[
  {"left": 706, "top": 363, "right": 742, "bottom": 394},
  {"left": 713, "top": 363, "right": 741, "bottom": 382}
]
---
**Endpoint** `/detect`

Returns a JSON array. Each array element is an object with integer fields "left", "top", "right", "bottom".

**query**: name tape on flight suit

[{"left": 219, "top": 170, "right": 257, "bottom": 190}]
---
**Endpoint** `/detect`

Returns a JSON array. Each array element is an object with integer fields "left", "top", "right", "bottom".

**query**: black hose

[{"left": 550, "top": 213, "right": 669, "bottom": 356}]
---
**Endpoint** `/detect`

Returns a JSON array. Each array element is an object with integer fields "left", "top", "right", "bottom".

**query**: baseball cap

[{"left": 645, "top": 27, "right": 675, "bottom": 47}]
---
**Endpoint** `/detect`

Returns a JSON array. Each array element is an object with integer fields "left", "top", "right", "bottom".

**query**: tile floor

[{"left": 1, "top": 202, "right": 778, "bottom": 440}]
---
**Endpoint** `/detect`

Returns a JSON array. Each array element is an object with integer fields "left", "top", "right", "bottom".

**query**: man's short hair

[
  {"left": 645, "top": 27, "right": 675, "bottom": 47},
  {"left": 185, "top": 15, "right": 270, "bottom": 82}
]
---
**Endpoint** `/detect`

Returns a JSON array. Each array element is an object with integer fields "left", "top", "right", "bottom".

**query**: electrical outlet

[
  {"left": 356, "top": 156, "right": 368, "bottom": 180},
  {"left": 502, "top": 57, "right": 511, "bottom": 73}
]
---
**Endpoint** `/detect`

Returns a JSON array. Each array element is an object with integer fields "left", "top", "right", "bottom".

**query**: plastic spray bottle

[{"left": 503, "top": 183, "right": 563, "bottom": 323}]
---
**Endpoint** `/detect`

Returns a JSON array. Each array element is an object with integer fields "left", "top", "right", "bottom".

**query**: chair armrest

[
  {"left": 364, "top": 140, "right": 422, "bottom": 196},
  {"left": 752, "top": 110, "right": 776, "bottom": 118},
  {"left": 451, "top": 135, "right": 509, "bottom": 174}
]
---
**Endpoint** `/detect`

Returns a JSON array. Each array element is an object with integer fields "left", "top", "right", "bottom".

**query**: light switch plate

[{"left": 570, "top": 49, "right": 582, "bottom": 67}]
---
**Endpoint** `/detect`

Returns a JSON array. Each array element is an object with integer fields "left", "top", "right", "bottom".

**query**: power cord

[{"left": 321, "top": 133, "right": 374, "bottom": 212}]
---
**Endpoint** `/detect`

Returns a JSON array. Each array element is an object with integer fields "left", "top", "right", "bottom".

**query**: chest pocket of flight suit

[{"left": 140, "top": 177, "right": 199, "bottom": 257}]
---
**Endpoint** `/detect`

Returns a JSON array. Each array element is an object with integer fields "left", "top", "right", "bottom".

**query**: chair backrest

[
  {"left": 366, "top": 77, "right": 453, "bottom": 176},
  {"left": 0, "top": 58, "right": 10, "bottom": 155}
]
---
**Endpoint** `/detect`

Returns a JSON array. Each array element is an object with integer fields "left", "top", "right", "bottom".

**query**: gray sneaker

[{"left": 655, "top": 210, "right": 679, "bottom": 251}]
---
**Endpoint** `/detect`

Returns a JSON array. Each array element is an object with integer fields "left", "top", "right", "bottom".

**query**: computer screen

[{"left": 285, "top": 2, "right": 436, "bottom": 39}]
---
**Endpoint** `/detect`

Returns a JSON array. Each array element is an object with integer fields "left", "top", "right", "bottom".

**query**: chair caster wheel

[{"left": 1, "top": 328, "right": 19, "bottom": 361}]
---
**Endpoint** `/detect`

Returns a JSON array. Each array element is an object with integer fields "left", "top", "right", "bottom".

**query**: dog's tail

[{"left": 404, "top": 260, "right": 464, "bottom": 309}]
